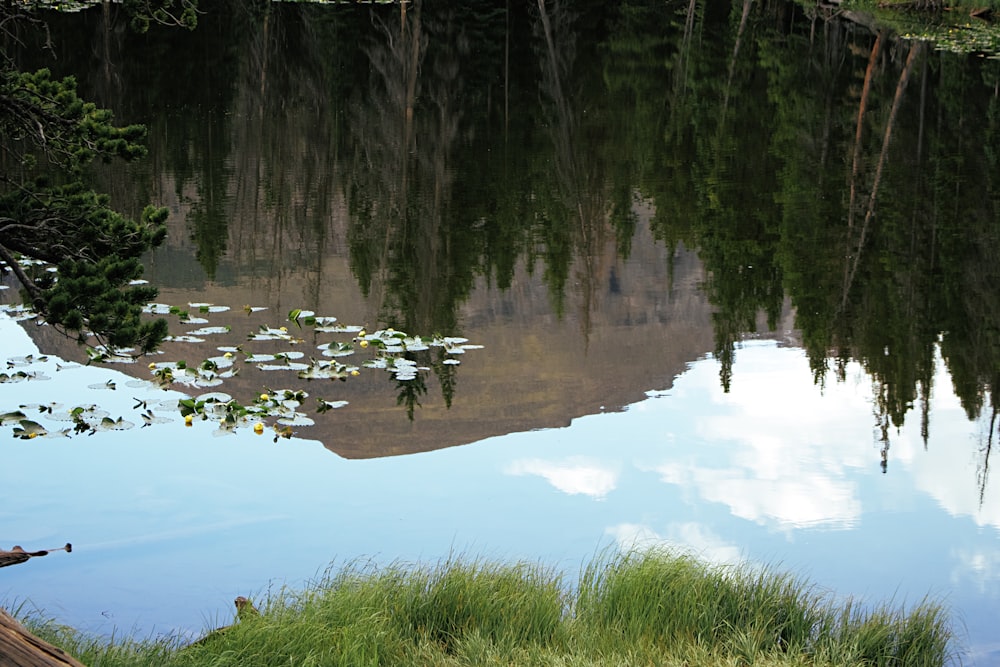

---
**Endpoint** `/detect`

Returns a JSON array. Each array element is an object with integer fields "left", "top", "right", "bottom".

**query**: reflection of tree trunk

[
  {"left": 840, "top": 40, "right": 920, "bottom": 312},
  {"left": 258, "top": 9, "right": 270, "bottom": 108},
  {"left": 536, "top": 0, "right": 607, "bottom": 343},
  {"left": 846, "top": 31, "right": 883, "bottom": 235},
  {"left": 505, "top": 0, "right": 510, "bottom": 138},
  {"left": 675, "top": 0, "right": 700, "bottom": 95},
  {"left": 979, "top": 404, "right": 996, "bottom": 507},
  {"left": 721, "top": 0, "right": 753, "bottom": 122}
]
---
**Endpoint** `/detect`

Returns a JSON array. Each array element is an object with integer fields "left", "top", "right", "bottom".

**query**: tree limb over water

[{"left": 0, "top": 1, "right": 198, "bottom": 355}]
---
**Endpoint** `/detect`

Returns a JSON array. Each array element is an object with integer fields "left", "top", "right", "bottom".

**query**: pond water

[{"left": 2, "top": 0, "right": 1000, "bottom": 663}]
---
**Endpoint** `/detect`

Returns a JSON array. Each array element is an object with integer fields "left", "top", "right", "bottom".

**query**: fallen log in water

[{"left": 0, "top": 544, "right": 72, "bottom": 569}]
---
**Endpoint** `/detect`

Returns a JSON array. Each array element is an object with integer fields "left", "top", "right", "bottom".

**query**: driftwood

[
  {"left": 0, "top": 545, "right": 72, "bottom": 569},
  {"left": 0, "top": 608, "right": 84, "bottom": 667}
]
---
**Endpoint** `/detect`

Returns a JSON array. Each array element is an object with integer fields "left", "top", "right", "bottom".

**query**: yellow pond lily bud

[
  {"left": 253, "top": 422, "right": 265, "bottom": 435},
  {"left": 350, "top": 369, "right": 360, "bottom": 377},
  {"left": 359, "top": 340, "right": 369, "bottom": 348},
  {"left": 259, "top": 393, "right": 270, "bottom": 402},
  {"left": 148, "top": 362, "right": 157, "bottom": 370},
  {"left": 184, "top": 414, "right": 193, "bottom": 426}
]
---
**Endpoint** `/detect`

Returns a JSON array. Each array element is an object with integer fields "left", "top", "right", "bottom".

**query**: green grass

[{"left": 20, "top": 550, "right": 958, "bottom": 667}]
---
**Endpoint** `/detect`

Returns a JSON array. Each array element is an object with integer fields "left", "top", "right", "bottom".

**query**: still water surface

[{"left": 3, "top": 0, "right": 1000, "bottom": 662}]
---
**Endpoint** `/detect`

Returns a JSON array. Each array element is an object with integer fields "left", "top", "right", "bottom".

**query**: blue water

[{"left": 1, "top": 313, "right": 998, "bottom": 663}]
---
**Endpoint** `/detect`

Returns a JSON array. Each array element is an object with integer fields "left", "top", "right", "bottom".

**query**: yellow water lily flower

[{"left": 259, "top": 393, "right": 270, "bottom": 402}]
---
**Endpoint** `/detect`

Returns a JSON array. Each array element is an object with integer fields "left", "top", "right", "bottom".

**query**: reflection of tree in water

[
  {"left": 31, "top": 1, "right": 1000, "bottom": 479},
  {"left": 533, "top": 0, "right": 611, "bottom": 340},
  {"left": 760, "top": 10, "right": 1000, "bottom": 480},
  {"left": 346, "top": 0, "right": 480, "bottom": 415},
  {"left": 224, "top": 3, "right": 352, "bottom": 300}
]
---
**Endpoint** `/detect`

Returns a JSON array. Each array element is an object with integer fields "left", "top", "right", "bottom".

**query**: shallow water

[{"left": 2, "top": 315, "right": 998, "bottom": 662}]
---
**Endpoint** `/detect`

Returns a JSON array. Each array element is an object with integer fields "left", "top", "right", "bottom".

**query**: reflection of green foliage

[
  {"left": 396, "top": 367, "right": 428, "bottom": 422},
  {"left": 21, "top": 0, "right": 1000, "bottom": 447}
]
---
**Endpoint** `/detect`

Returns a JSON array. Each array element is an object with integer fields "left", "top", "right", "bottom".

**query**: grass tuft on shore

[{"left": 23, "top": 549, "right": 957, "bottom": 666}]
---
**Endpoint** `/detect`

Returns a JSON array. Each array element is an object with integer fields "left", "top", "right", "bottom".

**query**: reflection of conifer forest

[{"left": 20, "top": 0, "right": 1000, "bottom": 473}]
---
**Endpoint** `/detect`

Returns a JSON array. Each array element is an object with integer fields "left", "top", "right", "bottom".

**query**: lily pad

[
  {"left": 12, "top": 419, "right": 47, "bottom": 439},
  {"left": 187, "top": 326, "right": 231, "bottom": 336},
  {"left": 164, "top": 335, "right": 206, "bottom": 344}
]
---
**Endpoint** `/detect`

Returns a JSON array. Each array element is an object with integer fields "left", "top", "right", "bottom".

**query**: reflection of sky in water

[{"left": 1, "top": 314, "right": 998, "bottom": 663}]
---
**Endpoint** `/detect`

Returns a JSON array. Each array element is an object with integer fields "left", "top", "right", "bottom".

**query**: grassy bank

[{"left": 24, "top": 550, "right": 956, "bottom": 666}]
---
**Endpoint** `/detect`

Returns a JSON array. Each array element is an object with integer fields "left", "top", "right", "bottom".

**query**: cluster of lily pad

[{"left": 0, "top": 299, "right": 482, "bottom": 441}]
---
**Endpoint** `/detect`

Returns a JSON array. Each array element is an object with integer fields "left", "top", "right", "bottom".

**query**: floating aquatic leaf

[
  {"left": 183, "top": 317, "right": 210, "bottom": 325},
  {"left": 128, "top": 279, "right": 150, "bottom": 286},
  {"left": 140, "top": 411, "right": 173, "bottom": 427},
  {"left": 315, "top": 324, "right": 363, "bottom": 334},
  {"left": 143, "top": 303, "right": 173, "bottom": 314},
  {"left": 277, "top": 414, "right": 315, "bottom": 427},
  {"left": 297, "top": 360, "right": 354, "bottom": 381},
  {"left": 442, "top": 359, "right": 461, "bottom": 365},
  {"left": 0, "top": 410, "right": 28, "bottom": 425},
  {"left": 316, "top": 399, "right": 349, "bottom": 413},
  {"left": 87, "top": 379, "right": 117, "bottom": 390},
  {"left": 248, "top": 326, "right": 294, "bottom": 342},
  {"left": 187, "top": 326, "right": 231, "bottom": 336},
  {"left": 0, "top": 370, "right": 46, "bottom": 383},
  {"left": 164, "top": 335, "right": 206, "bottom": 344},
  {"left": 94, "top": 416, "right": 134, "bottom": 432},
  {"left": 6, "top": 354, "right": 49, "bottom": 367},
  {"left": 258, "top": 362, "right": 310, "bottom": 372},
  {"left": 318, "top": 342, "right": 355, "bottom": 357},
  {"left": 202, "top": 355, "right": 235, "bottom": 370},
  {"left": 401, "top": 337, "right": 430, "bottom": 352},
  {"left": 313, "top": 316, "right": 337, "bottom": 326},
  {"left": 196, "top": 392, "right": 233, "bottom": 403},
  {"left": 0, "top": 305, "right": 37, "bottom": 321},
  {"left": 124, "top": 379, "right": 157, "bottom": 389},
  {"left": 242, "top": 353, "right": 277, "bottom": 363},
  {"left": 288, "top": 309, "right": 316, "bottom": 328},
  {"left": 12, "top": 419, "right": 47, "bottom": 439}
]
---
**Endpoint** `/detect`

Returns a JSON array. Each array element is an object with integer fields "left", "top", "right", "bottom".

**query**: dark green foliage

[
  {"left": 0, "top": 3, "right": 197, "bottom": 354},
  {"left": 0, "top": 68, "right": 147, "bottom": 171}
]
